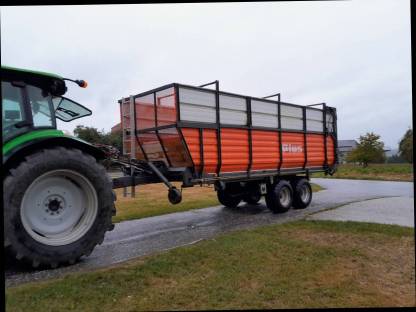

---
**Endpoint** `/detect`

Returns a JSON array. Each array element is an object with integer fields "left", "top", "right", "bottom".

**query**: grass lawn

[
  {"left": 113, "top": 183, "right": 324, "bottom": 223},
  {"left": 6, "top": 220, "right": 414, "bottom": 311},
  {"left": 312, "top": 163, "right": 413, "bottom": 182}
]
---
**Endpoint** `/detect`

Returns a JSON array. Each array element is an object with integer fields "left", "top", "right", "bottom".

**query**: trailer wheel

[
  {"left": 4, "top": 147, "right": 116, "bottom": 268},
  {"left": 292, "top": 178, "right": 312, "bottom": 209},
  {"left": 265, "top": 180, "right": 293, "bottom": 213},
  {"left": 243, "top": 193, "right": 261, "bottom": 205},
  {"left": 217, "top": 189, "right": 241, "bottom": 208}
]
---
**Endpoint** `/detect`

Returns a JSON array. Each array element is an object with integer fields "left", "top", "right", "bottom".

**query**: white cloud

[{"left": 1, "top": 0, "right": 411, "bottom": 148}]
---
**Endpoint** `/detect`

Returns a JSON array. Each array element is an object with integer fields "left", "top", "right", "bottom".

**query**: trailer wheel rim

[
  {"left": 20, "top": 169, "right": 98, "bottom": 246},
  {"left": 299, "top": 184, "right": 311, "bottom": 203},
  {"left": 279, "top": 186, "right": 291, "bottom": 207}
]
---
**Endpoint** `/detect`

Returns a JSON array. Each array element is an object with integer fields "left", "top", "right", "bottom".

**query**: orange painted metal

[
  {"left": 251, "top": 130, "right": 280, "bottom": 171},
  {"left": 306, "top": 134, "right": 325, "bottom": 167},
  {"left": 281, "top": 132, "right": 305, "bottom": 169},
  {"left": 181, "top": 128, "right": 219, "bottom": 174},
  {"left": 203, "top": 129, "right": 219, "bottom": 173},
  {"left": 181, "top": 129, "right": 335, "bottom": 173}
]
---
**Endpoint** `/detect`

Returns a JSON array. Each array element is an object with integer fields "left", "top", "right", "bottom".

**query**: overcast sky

[{"left": 1, "top": 1, "right": 412, "bottom": 149}]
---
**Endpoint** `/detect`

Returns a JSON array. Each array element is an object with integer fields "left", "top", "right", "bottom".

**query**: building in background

[
  {"left": 111, "top": 122, "right": 121, "bottom": 133},
  {"left": 338, "top": 140, "right": 358, "bottom": 164},
  {"left": 338, "top": 139, "right": 392, "bottom": 164}
]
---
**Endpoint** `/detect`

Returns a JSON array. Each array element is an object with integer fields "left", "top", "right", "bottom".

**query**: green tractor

[{"left": 2, "top": 66, "right": 116, "bottom": 268}]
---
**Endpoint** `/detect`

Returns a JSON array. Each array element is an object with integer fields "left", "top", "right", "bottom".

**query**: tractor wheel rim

[
  {"left": 300, "top": 185, "right": 311, "bottom": 203},
  {"left": 279, "top": 187, "right": 291, "bottom": 207},
  {"left": 20, "top": 169, "right": 98, "bottom": 246}
]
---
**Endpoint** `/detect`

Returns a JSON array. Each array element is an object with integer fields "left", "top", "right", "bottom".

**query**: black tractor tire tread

[{"left": 4, "top": 146, "right": 116, "bottom": 268}]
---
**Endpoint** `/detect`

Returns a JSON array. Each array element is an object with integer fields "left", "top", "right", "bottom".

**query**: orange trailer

[{"left": 116, "top": 81, "right": 337, "bottom": 213}]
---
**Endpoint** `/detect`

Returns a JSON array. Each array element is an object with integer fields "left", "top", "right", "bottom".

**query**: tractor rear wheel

[{"left": 4, "top": 147, "right": 116, "bottom": 268}]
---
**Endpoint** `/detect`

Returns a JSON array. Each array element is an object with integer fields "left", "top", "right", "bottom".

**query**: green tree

[
  {"left": 398, "top": 128, "right": 413, "bottom": 163},
  {"left": 73, "top": 125, "right": 122, "bottom": 152},
  {"left": 347, "top": 132, "right": 385, "bottom": 167},
  {"left": 73, "top": 125, "right": 104, "bottom": 144},
  {"left": 386, "top": 153, "right": 406, "bottom": 164},
  {"left": 103, "top": 129, "right": 123, "bottom": 152}
]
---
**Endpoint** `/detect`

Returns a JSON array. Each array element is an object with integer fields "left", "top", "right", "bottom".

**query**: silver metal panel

[
  {"left": 306, "top": 108, "right": 323, "bottom": 121},
  {"left": 179, "top": 87, "right": 215, "bottom": 107},
  {"left": 251, "top": 99, "right": 278, "bottom": 114},
  {"left": 219, "top": 94, "right": 246, "bottom": 110},
  {"left": 281, "top": 116, "right": 303, "bottom": 130},
  {"left": 219, "top": 94, "right": 247, "bottom": 125},
  {"left": 180, "top": 104, "right": 216, "bottom": 123},
  {"left": 326, "top": 114, "right": 334, "bottom": 132},
  {"left": 252, "top": 112, "right": 278, "bottom": 128},
  {"left": 251, "top": 99, "right": 278, "bottom": 127},
  {"left": 220, "top": 109, "right": 247, "bottom": 125},
  {"left": 307, "top": 119, "right": 323, "bottom": 131},
  {"left": 281, "top": 104, "right": 302, "bottom": 118},
  {"left": 179, "top": 87, "right": 216, "bottom": 122}
]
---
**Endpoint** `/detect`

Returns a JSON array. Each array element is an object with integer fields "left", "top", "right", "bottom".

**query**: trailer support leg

[{"left": 146, "top": 161, "right": 182, "bottom": 204}]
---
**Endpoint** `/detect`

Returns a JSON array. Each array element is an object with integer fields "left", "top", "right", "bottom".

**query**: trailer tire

[
  {"left": 243, "top": 193, "right": 261, "bottom": 205},
  {"left": 292, "top": 178, "right": 312, "bottom": 209},
  {"left": 265, "top": 180, "right": 293, "bottom": 213},
  {"left": 217, "top": 189, "right": 241, "bottom": 209},
  {"left": 4, "top": 147, "right": 115, "bottom": 268}
]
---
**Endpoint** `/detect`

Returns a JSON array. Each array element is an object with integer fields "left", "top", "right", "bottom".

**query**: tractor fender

[{"left": 3, "top": 136, "right": 106, "bottom": 173}]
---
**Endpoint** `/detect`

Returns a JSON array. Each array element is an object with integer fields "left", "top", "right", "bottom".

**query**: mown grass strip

[{"left": 6, "top": 220, "right": 414, "bottom": 311}]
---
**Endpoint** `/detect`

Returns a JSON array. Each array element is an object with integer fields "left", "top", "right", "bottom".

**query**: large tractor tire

[
  {"left": 291, "top": 178, "right": 312, "bottom": 209},
  {"left": 3, "top": 147, "right": 116, "bottom": 268},
  {"left": 265, "top": 180, "right": 293, "bottom": 213}
]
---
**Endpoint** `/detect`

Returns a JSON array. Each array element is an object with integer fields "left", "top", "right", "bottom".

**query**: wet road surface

[
  {"left": 5, "top": 178, "right": 414, "bottom": 287},
  {"left": 308, "top": 196, "right": 414, "bottom": 227}
]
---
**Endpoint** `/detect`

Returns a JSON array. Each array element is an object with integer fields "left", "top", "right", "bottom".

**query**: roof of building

[{"left": 338, "top": 140, "right": 358, "bottom": 148}]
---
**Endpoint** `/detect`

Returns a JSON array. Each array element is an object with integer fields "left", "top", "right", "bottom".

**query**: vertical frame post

[
  {"left": 323, "top": 103, "right": 328, "bottom": 171},
  {"left": 247, "top": 97, "right": 253, "bottom": 176},
  {"left": 303, "top": 106, "right": 308, "bottom": 169},
  {"left": 277, "top": 94, "right": 283, "bottom": 174},
  {"left": 215, "top": 81, "right": 222, "bottom": 176},
  {"left": 120, "top": 98, "right": 126, "bottom": 156},
  {"left": 129, "top": 95, "right": 136, "bottom": 197}
]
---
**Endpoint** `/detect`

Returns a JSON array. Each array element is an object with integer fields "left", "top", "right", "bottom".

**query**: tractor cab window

[
  {"left": 52, "top": 96, "right": 92, "bottom": 122},
  {"left": 27, "top": 85, "right": 54, "bottom": 128},
  {"left": 2, "top": 81, "right": 26, "bottom": 141}
]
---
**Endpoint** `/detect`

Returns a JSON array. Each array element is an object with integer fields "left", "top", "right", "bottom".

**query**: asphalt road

[{"left": 5, "top": 178, "right": 414, "bottom": 287}]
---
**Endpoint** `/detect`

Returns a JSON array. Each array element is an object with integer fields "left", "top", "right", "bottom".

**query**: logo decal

[{"left": 282, "top": 144, "right": 303, "bottom": 153}]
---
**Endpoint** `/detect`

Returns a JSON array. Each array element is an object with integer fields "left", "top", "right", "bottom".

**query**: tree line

[
  {"left": 73, "top": 125, "right": 122, "bottom": 152},
  {"left": 347, "top": 129, "right": 412, "bottom": 166}
]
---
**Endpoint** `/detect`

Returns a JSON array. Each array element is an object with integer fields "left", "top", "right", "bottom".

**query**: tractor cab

[{"left": 2, "top": 66, "right": 91, "bottom": 143}]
